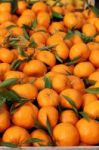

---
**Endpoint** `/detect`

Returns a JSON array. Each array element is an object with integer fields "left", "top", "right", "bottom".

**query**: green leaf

[
  {"left": 36, "top": 29, "right": 46, "bottom": 33},
  {"left": 66, "top": 71, "right": 72, "bottom": 76},
  {"left": 79, "top": 111, "right": 90, "bottom": 121},
  {"left": 83, "top": 79, "right": 96, "bottom": 86},
  {"left": 62, "top": 95, "right": 78, "bottom": 114},
  {"left": 22, "top": 27, "right": 30, "bottom": 40},
  {"left": 43, "top": 77, "right": 52, "bottom": 89},
  {"left": 23, "top": 138, "right": 43, "bottom": 144},
  {"left": 18, "top": 48, "right": 28, "bottom": 58},
  {"left": 0, "top": 97, "right": 6, "bottom": 107},
  {"left": 34, "top": 119, "right": 45, "bottom": 130},
  {"left": 66, "top": 57, "right": 80, "bottom": 66},
  {"left": 0, "top": 142, "right": 18, "bottom": 148},
  {"left": 11, "top": 0, "right": 18, "bottom": 13},
  {"left": 29, "top": 40, "right": 38, "bottom": 48},
  {"left": 22, "top": 24, "right": 32, "bottom": 30},
  {"left": 32, "top": 18, "right": 38, "bottom": 29},
  {"left": 91, "top": 6, "right": 99, "bottom": 17},
  {"left": 39, "top": 45, "right": 56, "bottom": 51},
  {"left": 6, "top": 25, "right": 17, "bottom": 30},
  {"left": 10, "top": 99, "right": 28, "bottom": 114},
  {"left": 85, "top": 88, "right": 99, "bottom": 94},
  {"left": 64, "top": 30, "right": 74, "bottom": 39},
  {"left": 52, "top": 11, "right": 63, "bottom": 20},
  {"left": 56, "top": 55, "right": 63, "bottom": 63},
  {"left": 11, "top": 59, "right": 24, "bottom": 70},
  {"left": 46, "top": 116, "right": 53, "bottom": 137},
  {"left": 0, "top": 78, "right": 18, "bottom": 88}
]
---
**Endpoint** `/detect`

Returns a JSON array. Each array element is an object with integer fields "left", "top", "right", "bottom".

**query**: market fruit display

[{"left": 0, "top": 0, "right": 99, "bottom": 148}]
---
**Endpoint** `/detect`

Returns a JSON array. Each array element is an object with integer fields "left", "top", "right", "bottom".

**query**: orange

[
  {"left": 89, "top": 49, "right": 99, "bottom": 68},
  {"left": 0, "top": 2, "right": 11, "bottom": 13},
  {"left": 87, "top": 42, "right": 99, "bottom": 51},
  {"left": 48, "top": 22, "right": 65, "bottom": 34},
  {"left": 64, "top": 12, "right": 82, "bottom": 29},
  {"left": 52, "top": 74, "right": 70, "bottom": 93},
  {"left": 47, "top": 32, "right": 65, "bottom": 45},
  {"left": 89, "top": 71, "right": 99, "bottom": 82},
  {"left": 12, "top": 102, "right": 38, "bottom": 129},
  {"left": 95, "top": 35, "right": 99, "bottom": 42},
  {"left": 38, "top": 106, "right": 58, "bottom": 128},
  {"left": 82, "top": 23, "right": 96, "bottom": 37},
  {"left": 4, "top": 71, "right": 25, "bottom": 80},
  {"left": 82, "top": 93, "right": 98, "bottom": 108},
  {"left": 54, "top": 41, "right": 69, "bottom": 60},
  {"left": 68, "top": 75, "right": 85, "bottom": 92},
  {"left": 52, "top": 6, "right": 64, "bottom": 15},
  {"left": 51, "top": 64, "right": 73, "bottom": 75},
  {"left": 0, "top": 63, "right": 10, "bottom": 79},
  {"left": 71, "top": 34, "right": 83, "bottom": 44},
  {"left": 34, "top": 77, "right": 45, "bottom": 91},
  {"left": 60, "top": 88, "right": 82, "bottom": 109},
  {"left": 0, "top": 12, "right": 12, "bottom": 24},
  {"left": 32, "top": 2, "right": 48, "bottom": 13},
  {"left": 11, "top": 15, "right": 18, "bottom": 24},
  {"left": 17, "top": 1, "right": 27, "bottom": 15},
  {"left": 94, "top": 18, "right": 99, "bottom": 32},
  {"left": 2, "top": 126, "right": 30, "bottom": 146},
  {"left": 37, "top": 88, "right": 59, "bottom": 107},
  {"left": 23, "top": 60, "right": 47, "bottom": 77},
  {"left": 11, "top": 83, "right": 38, "bottom": 101},
  {"left": 84, "top": 101, "right": 99, "bottom": 119},
  {"left": 0, "top": 108, "right": 10, "bottom": 133},
  {"left": 60, "top": 110, "right": 78, "bottom": 125},
  {"left": 0, "top": 28, "right": 8, "bottom": 37},
  {"left": 10, "top": 27, "right": 24, "bottom": 36},
  {"left": 22, "top": 9, "right": 35, "bottom": 18},
  {"left": 31, "top": 129, "right": 51, "bottom": 146},
  {"left": 30, "top": 32, "right": 46, "bottom": 45},
  {"left": 76, "top": 118, "right": 99, "bottom": 145},
  {"left": 69, "top": 43, "right": 90, "bottom": 62},
  {"left": 17, "top": 15, "right": 34, "bottom": 27},
  {"left": 74, "top": 62, "right": 95, "bottom": 77},
  {"left": 36, "top": 51, "right": 56, "bottom": 68},
  {"left": 37, "top": 11, "right": 50, "bottom": 28},
  {"left": 0, "top": 48, "right": 14, "bottom": 63},
  {"left": 53, "top": 123, "right": 80, "bottom": 146}
]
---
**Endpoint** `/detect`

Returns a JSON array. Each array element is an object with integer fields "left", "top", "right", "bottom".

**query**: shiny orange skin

[
  {"left": 11, "top": 84, "right": 38, "bottom": 101},
  {"left": 23, "top": 60, "right": 47, "bottom": 77},
  {"left": 2, "top": 126, "right": 30, "bottom": 146},
  {"left": 0, "top": 108, "right": 10, "bottom": 133},
  {"left": 38, "top": 106, "right": 58, "bottom": 128},
  {"left": 36, "top": 51, "right": 56, "bottom": 67},
  {"left": 82, "top": 93, "right": 98, "bottom": 108},
  {"left": 0, "top": 2, "right": 11, "bottom": 13},
  {"left": 37, "top": 11, "right": 50, "bottom": 28},
  {"left": 12, "top": 102, "right": 38, "bottom": 129},
  {"left": 0, "top": 48, "right": 14, "bottom": 63},
  {"left": 89, "top": 49, "right": 99, "bottom": 68},
  {"left": 0, "top": 12, "right": 12, "bottom": 24},
  {"left": 60, "top": 110, "right": 79, "bottom": 125},
  {"left": 37, "top": 88, "right": 59, "bottom": 107},
  {"left": 4, "top": 71, "right": 25, "bottom": 80},
  {"left": 31, "top": 129, "right": 51, "bottom": 146},
  {"left": 17, "top": 1, "right": 27, "bottom": 15},
  {"left": 82, "top": 23, "right": 96, "bottom": 37},
  {"left": 32, "top": 2, "right": 48, "bottom": 13},
  {"left": 84, "top": 101, "right": 99, "bottom": 119},
  {"left": 76, "top": 119, "right": 99, "bottom": 145},
  {"left": 74, "top": 62, "right": 95, "bottom": 78},
  {"left": 48, "top": 22, "right": 65, "bottom": 34},
  {"left": 53, "top": 123, "right": 80, "bottom": 146},
  {"left": 89, "top": 71, "right": 99, "bottom": 82},
  {"left": 52, "top": 74, "right": 70, "bottom": 93},
  {"left": 69, "top": 43, "right": 90, "bottom": 62},
  {"left": 60, "top": 88, "right": 83, "bottom": 109}
]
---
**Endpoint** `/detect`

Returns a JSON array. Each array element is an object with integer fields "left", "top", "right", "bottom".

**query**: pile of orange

[{"left": 0, "top": 0, "right": 99, "bottom": 147}]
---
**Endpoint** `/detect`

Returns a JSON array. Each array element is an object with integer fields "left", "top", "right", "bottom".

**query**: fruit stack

[{"left": 0, "top": 0, "right": 99, "bottom": 148}]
